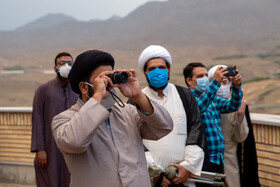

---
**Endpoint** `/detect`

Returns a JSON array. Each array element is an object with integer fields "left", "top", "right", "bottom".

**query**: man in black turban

[
  {"left": 51, "top": 49, "right": 174, "bottom": 187},
  {"left": 69, "top": 50, "right": 115, "bottom": 94}
]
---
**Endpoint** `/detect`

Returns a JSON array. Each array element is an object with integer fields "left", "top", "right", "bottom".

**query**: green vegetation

[
  {"left": 27, "top": 66, "right": 38, "bottom": 69},
  {"left": 243, "top": 77, "right": 271, "bottom": 84},
  {"left": 263, "top": 36, "right": 279, "bottom": 41},
  {"left": 3, "top": 66, "right": 24, "bottom": 71},
  {"left": 274, "top": 61, "right": 280, "bottom": 65},
  {"left": 213, "top": 54, "right": 246, "bottom": 61},
  {"left": 276, "top": 45, "right": 280, "bottom": 49},
  {"left": 256, "top": 53, "right": 280, "bottom": 59}
]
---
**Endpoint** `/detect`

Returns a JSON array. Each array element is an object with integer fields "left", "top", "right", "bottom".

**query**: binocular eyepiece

[{"left": 108, "top": 71, "right": 128, "bottom": 84}]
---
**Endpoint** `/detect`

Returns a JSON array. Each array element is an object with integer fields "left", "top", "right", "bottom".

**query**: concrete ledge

[
  {"left": 0, "top": 162, "right": 35, "bottom": 185},
  {"left": 0, "top": 107, "right": 32, "bottom": 113},
  {"left": 250, "top": 113, "right": 280, "bottom": 127}
]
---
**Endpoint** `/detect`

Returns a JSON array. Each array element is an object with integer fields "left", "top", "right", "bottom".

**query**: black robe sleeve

[
  {"left": 175, "top": 85, "right": 206, "bottom": 150},
  {"left": 237, "top": 105, "right": 261, "bottom": 187}
]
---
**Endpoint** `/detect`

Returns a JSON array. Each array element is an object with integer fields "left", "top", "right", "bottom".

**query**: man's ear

[
  {"left": 53, "top": 66, "right": 58, "bottom": 73},
  {"left": 186, "top": 77, "right": 192, "bottom": 86},
  {"left": 79, "top": 82, "right": 88, "bottom": 95}
]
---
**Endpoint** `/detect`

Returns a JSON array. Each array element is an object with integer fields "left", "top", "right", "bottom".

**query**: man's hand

[
  {"left": 115, "top": 69, "right": 142, "bottom": 99},
  {"left": 36, "top": 150, "right": 47, "bottom": 168},
  {"left": 92, "top": 70, "right": 114, "bottom": 104},
  {"left": 213, "top": 66, "right": 227, "bottom": 83},
  {"left": 115, "top": 69, "right": 154, "bottom": 114},
  {"left": 237, "top": 97, "right": 247, "bottom": 124},
  {"left": 161, "top": 176, "right": 172, "bottom": 187},
  {"left": 170, "top": 163, "right": 191, "bottom": 184},
  {"left": 231, "top": 66, "right": 242, "bottom": 86}
]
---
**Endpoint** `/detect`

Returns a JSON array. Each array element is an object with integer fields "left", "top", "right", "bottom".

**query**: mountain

[
  {"left": 14, "top": 13, "right": 77, "bottom": 34},
  {"left": 0, "top": 0, "right": 280, "bottom": 60},
  {"left": 0, "top": 0, "right": 280, "bottom": 109}
]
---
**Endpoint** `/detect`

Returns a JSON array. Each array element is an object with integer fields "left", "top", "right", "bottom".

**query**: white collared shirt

[{"left": 143, "top": 83, "right": 204, "bottom": 181}]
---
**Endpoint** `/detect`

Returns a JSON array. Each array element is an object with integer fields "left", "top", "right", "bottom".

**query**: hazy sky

[{"left": 0, "top": 0, "right": 165, "bottom": 31}]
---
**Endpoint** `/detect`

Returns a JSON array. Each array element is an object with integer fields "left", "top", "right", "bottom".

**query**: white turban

[
  {"left": 208, "top": 65, "right": 227, "bottom": 82},
  {"left": 138, "top": 45, "right": 172, "bottom": 71}
]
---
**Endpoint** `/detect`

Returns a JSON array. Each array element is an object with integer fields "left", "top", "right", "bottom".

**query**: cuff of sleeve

[
  {"left": 232, "top": 83, "right": 242, "bottom": 90},
  {"left": 136, "top": 104, "right": 151, "bottom": 116},
  {"left": 31, "top": 145, "right": 45, "bottom": 153},
  {"left": 180, "top": 161, "right": 200, "bottom": 178},
  {"left": 137, "top": 98, "right": 159, "bottom": 118},
  {"left": 210, "top": 79, "right": 221, "bottom": 91},
  {"left": 180, "top": 145, "right": 204, "bottom": 177}
]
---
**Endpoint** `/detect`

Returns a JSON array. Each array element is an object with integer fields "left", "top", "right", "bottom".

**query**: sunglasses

[{"left": 58, "top": 61, "right": 73, "bottom": 66}]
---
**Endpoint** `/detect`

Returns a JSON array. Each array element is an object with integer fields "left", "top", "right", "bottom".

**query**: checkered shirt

[{"left": 190, "top": 79, "right": 242, "bottom": 165}]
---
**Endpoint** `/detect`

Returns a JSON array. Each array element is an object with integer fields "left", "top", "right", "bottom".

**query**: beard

[{"left": 148, "top": 82, "right": 168, "bottom": 91}]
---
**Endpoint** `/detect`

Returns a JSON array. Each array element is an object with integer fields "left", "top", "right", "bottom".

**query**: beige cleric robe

[
  {"left": 52, "top": 97, "right": 173, "bottom": 187},
  {"left": 220, "top": 112, "right": 249, "bottom": 187}
]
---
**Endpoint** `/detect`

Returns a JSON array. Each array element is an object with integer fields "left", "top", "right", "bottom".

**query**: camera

[
  {"left": 108, "top": 71, "right": 128, "bottom": 84},
  {"left": 225, "top": 66, "right": 237, "bottom": 77}
]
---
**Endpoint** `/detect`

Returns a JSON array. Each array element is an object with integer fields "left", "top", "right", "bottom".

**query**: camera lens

[{"left": 108, "top": 72, "right": 128, "bottom": 84}]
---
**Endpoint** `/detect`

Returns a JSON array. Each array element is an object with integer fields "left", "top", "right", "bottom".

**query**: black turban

[{"left": 69, "top": 50, "right": 115, "bottom": 94}]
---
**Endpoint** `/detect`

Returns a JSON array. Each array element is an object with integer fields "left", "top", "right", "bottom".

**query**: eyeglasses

[{"left": 58, "top": 61, "right": 73, "bottom": 66}]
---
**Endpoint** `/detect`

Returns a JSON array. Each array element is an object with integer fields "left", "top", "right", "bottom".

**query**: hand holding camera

[
  {"left": 225, "top": 66, "right": 237, "bottom": 78},
  {"left": 213, "top": 66, "right": 228, "bottom": 83},
  {"left": 214, "top": 66, "right": 241, "bottom": 86},
  {"left": 229, "top": 66, "right": 242, "bottom": 86},
  {"left": 97, "top": 69, "right": 142, "bottom": 100},
  {"left": 112, "top": 69, "right": 143, "bottom": 100},
  {"left": 95, "top": 69, "right": 153, "bottom": 113},
  {"left": 108, "top": 71, "right": 129, "bottom": 84}
]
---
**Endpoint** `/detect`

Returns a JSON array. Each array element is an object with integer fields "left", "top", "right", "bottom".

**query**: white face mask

[
  {"left": 58, "top": 63, "right": 71, "bottom": 78},
  {"left": 216, "top": 85, "right": 231, "bottom": 99},
  {"left": 195, "top": 77, "right": 209, "bottom": 93}
]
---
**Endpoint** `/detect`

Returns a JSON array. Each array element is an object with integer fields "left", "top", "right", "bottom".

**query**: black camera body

[
  {"left": 225, "top": 66, "right": 237, "bottom": 77},
  {"left": 108, "top": 71, "right": 128, "bottom": 84}
]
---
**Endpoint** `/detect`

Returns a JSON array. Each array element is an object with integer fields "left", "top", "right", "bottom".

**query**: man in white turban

[{"left": 133, "top": 45, "right": 206, "bottom": 187}]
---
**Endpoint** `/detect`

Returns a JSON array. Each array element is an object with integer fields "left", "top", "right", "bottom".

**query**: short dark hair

[
  {"left": 183, "top": 62, "right": 206, "bottom": 86},
  {"left": 143, "top": 57, "right": 170, "bottom": 72},
  {"left": 54, "top": 52, "right": 73, "bottom": 66}
]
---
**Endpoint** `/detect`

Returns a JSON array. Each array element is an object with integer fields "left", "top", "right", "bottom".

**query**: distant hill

[
  {"left": 0, "top": 0, "right": 280, "bottom": 110},
  {"left": 0, "top": 0, "right": 280, "bottom": 56},
  {"left": 14, "top": 13, "right": 77, "bottom": 33}
]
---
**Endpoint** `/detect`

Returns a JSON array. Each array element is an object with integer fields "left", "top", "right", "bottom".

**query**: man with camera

[
  {"left": 183, "top": 62, "right": 242, "bottom": 186},
  {"left": 51, "top": 49, "right": 173, "bottom": 187}
]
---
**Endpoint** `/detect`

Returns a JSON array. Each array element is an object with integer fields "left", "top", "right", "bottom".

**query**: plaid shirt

[{"left": 190, "top": 79, "right": 242, "bottom": 165}]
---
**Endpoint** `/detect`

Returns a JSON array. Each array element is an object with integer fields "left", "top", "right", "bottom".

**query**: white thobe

[{"left": 142, "top": 84, "right": 204, "bottom": 186}]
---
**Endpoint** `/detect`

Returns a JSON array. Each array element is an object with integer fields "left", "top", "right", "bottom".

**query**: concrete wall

[
  {"left": 0, "top": 162, "right": 35, "bottom": 185},
  {"left": 0, "top": 108, "right": 280, "bottom": 186}
]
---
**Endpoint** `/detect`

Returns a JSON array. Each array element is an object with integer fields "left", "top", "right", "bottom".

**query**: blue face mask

[
  {"left": 195, "top": 77, "right": 209, "bottom": 93},
  {"left": 147, "top": 68, "right": 169, "bottom": 88}
]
